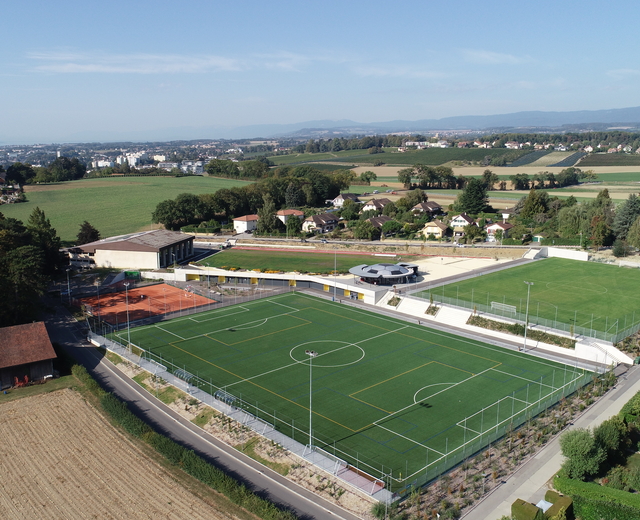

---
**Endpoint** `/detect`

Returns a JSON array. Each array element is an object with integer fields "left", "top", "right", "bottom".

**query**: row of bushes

[
  {"left": 71, "top": 365, "right": 297, "bottom": 520},
  {"left": 554, "top": 475, "right": 640, "bottom": 520},
  {"left": 467, "top": 315, "right": 576, "bottom": 349}
]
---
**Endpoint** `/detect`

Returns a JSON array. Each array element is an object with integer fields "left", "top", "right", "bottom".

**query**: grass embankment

[
  {"left": 467, "top": 315, "right": 576, "bottom": 349},
  {"left": 1, "top": 176, "right": 251, "bottom": 243}
]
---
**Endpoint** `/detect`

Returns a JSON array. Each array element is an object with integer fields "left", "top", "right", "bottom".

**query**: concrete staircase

[{"left": 434, "top": 305, "right": 472, "bottom": 328}]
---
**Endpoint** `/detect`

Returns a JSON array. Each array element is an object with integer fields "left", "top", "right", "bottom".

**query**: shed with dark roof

[{"left": 0, "top": 322, "right": 57, "bottom": 389}]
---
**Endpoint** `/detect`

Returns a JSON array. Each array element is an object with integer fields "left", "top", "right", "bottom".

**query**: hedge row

[
  {"left": 72, "top": 365, "right": 298, "bottom": 520},
  {"left": 554, "top": 476, "right": 640, "bottom": 520},
  {"left": 467, "top": 315, "right": 576, "bottom": 349}
]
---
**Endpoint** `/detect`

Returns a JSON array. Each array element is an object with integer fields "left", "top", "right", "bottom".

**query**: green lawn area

[
  {"left": 197, "top": 248, "right": 404, "bottom": 274},
  {"left": 109, "top": 292, "right": 589, "bottom": 492},
  {"left": 1, "top": 176, "right": 251, "bottom": 243},
  {"left": 416, "top": 257, "right": 640, "bottom": 339}
]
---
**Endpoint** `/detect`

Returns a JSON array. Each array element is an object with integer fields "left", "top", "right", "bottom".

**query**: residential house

[
  {"left": 584, "top": 145, "right": 594, "bottom": 153},
  {"left": 421, "top": 220, "right": 449, "bottom": 239},
  {"left": 367, "top": 215, "right": 393, "bottom": 229},
  {"left": 0, "top": 322, "right": 57, "bottom": 389},
  {"left": 233, "top": 214, "right": 259, "bottom": 234},
  {"left": 331, "top": 193, "right": 360, "bottom": 208},
  {"left": 181, "top": 161, "right": 204, "bottom": 175},
  {"left": 450, "top": 213, "right": 476, "bottom": 237},
  {"left": 486, "top": 222, "right": 514, "bottom": 242},
  {"left": 412, "top": 201, "right": 442, "bottom": 215},
  {"left": 157, "top": 162, "right": 180, "bottom": 171},
  {"left": 276, "top": 209, "right": 304, "bottom": 225},
  {"left": 361, "top": 198, "right": 392, "bottom": 213},
  {"left": 302, "top": 213, "right": 338, "bottom": 234}
]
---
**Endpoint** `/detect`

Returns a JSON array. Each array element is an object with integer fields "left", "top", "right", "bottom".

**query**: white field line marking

[
  {"left": 189, "top": 306, "right": 253, "bottom": 323},
  {"left": 491, "top": 368, "right": 555, "bottom": 390},
  {"left": 224, "top": 326, "right": 409, "bottom": 390},
  {"left": 373, "top": 424, "right": 445, "bottom": 456},
  {"left": 155, "top": 326, "right": 186, "bottom": 341},
  {"left": 373, "top": 366, "right": 496, "bottom": 427},
  {"left": 294, "top": 292, "right": 580, "bottom": 373},
  {"left": 413, "top": 383, "right": 456, "bottom": 404}
]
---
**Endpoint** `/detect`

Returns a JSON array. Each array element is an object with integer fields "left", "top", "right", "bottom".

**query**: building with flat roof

[
  {"left": 349, "top": 262, "right": 418, "bottom": 286},
  {"left": 68, "top": 229, "right": 194, "bottom": 269}
]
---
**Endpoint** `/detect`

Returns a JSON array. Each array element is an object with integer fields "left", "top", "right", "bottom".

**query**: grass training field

[
  {"left": 111, "top": 292, "right": 588, "bottom": 490},
  {"left": 1, "top": 176, "right": 251, "bottom": 243},
  {"left": 417, "top": 257, "right": 640, "bottom": 338},
  {"left": 197, "top": 249, "right": 407, "bottom": 274}
]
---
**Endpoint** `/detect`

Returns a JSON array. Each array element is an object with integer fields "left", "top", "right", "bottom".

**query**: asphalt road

[{"left": 45, "top": 305, "right": 362, "bottom": 520}]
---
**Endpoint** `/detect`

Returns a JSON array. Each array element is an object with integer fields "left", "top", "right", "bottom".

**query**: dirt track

[{"left": 0, "top": 389, "right": 229, "bottom": 519}]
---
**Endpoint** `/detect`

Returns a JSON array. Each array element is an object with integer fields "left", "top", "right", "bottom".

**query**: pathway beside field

[{"left": 462, "top": 365, "right": 640, "bottom": 520}]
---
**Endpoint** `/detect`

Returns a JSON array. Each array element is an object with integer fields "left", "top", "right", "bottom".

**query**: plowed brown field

[{"left": 0, "top": 389, "right": 231, "bottom": 519}]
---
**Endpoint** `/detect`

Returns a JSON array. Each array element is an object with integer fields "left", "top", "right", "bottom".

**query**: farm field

[
  {"left": 0, "top": 389, "right": 232, "bottom": 519},
  {"left": 1, "top": 176, "right": 251, "bottom": 242},
  {"left": 579, "top": 154, "right": 640, "bottom": 167},
  {"left": 520, "top": 151, "right": 576, "bottom": 167},
  {"left": 416, "top": 257, "right": 640, "bottom": 340},
  {"left": 196, "top": 248, "right": 408, "bottom": 274},
  {"left": 111, "top": 292, "right": 588, "bottom": 491},
  {"left": 270, "top": 148, "right": 529, "bottom": 167}
]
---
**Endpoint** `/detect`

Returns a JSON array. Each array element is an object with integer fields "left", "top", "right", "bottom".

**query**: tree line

[
  {"left": 152, "top": 166, "right": 354, "bottom": 231},
  {"left": 3, "top": 157, "right": 87, "bottom": 184}
]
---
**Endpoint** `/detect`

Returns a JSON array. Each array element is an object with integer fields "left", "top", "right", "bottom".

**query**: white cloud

[
  {"left": 353, "top": 64, "right": 445, "bottom": 79},
  {"left": 607, "top": 68, "right": 640, "bottom": 80},
  {"left": 462, "top": 49, "right": 523, "bottom": 65},
  {"left": 28, "top": 51, "right": 242, "bottom": 74}
]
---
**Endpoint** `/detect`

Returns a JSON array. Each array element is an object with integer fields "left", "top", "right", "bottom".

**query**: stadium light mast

[
  {"left": 66, "top": 267, "right": 72, "bottom": 303},
  {"left": 333, "top": 247, "right": 337, "bottom": 302},
  {"left": 523, "top": 281, "right": 534, "bottom": 352},
  {"left": 306, "top": 350, "right": 318, "bottom": 447},
  {"left": 124, "top": 282, "right": 131, "bottom": 351}
]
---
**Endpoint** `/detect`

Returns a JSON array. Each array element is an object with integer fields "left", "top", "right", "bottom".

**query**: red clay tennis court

[{"left": 80, "top": 283, "right": 215, "bottom": 325}]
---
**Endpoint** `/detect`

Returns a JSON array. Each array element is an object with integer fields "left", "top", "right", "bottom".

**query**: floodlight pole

[
  {"left": 306, "top": 350, "right": 318, "bottom": 447},
  {"left": 333, "top": 247, "right": 337, "bottom": 302},
  {"left": 523, "top": 281, "right": 534, "bottom": 352},
  {"left": 66, "top": 267, "right": 72, "bottom": 303},
  {"left": 124, "top": 282, "right": 131, "bottom": 351}
]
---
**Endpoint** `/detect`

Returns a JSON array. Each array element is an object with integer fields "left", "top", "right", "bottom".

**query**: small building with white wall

[{"left": 233, "top": 214, "right": 259, "bottom": 233}]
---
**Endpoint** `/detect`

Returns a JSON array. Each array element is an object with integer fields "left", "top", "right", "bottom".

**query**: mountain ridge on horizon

[{"left": 5, "top": 106, "right": 640, "bottom": 146}]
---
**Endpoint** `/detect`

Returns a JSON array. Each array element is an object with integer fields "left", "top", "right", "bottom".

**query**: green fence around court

[
  {"left": 105, "top": 332, "right": 592, "bottom": 495},
  {"left": 415, "top": 291, "right": 640, "bottom": 345}
]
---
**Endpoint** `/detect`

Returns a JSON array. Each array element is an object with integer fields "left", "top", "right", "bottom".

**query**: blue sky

[{"left": 2, "top": 0, "right": 639, "bottom": 144}]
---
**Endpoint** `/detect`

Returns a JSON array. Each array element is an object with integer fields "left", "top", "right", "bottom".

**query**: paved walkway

[{"left": 463, "top": 365, "right": 640, "bottom": 520}]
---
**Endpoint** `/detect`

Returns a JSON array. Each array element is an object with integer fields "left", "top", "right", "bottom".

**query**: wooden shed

[{"left": 0, "top": 322, "right": 57, "bottom": 389}]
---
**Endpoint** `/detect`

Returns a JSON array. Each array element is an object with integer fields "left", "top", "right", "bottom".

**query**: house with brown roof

[
  {"left": 276, "top": 209, "right": 304, "bottom": 225},
  {"left": 68, "top": 229, "right": 195, "bottom": 270},
  {"left": 331, "top": 193, "right": 360, "bottom": 208},
  {"left": 486, "top": 222, "right": 514, "bottom": 242},
  {"left": 421, "top": 220, "right": 449, "bottom": 239},
  {"left": 412, "top": 201, "right": 442, "bottom": 215},
  {"left": 233, "top": 214, "right": 259, "bottom": 234},
  {"left": 0, "top": 322, "right": 57, "bottom": 389},
  {"left": 366, "top": 215, "right": 393, "bottom": 229},
  {"left": 302, "top": 213, "right": 338, "bottom": 233},
  {"left": 450, "top": 213, "right": 476, "bottom": 237},
  {"left": 361, "top": 198, "right": 392, "bottom": 213}
]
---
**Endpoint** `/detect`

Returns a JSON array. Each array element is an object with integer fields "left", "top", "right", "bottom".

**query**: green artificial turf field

[
  {"left": 197, "top": 249, "right": 408, "bottom": 274},
  {"left": 109, "top": 291, "right": 588, "bottom": 491},
  {"left": 416, "top": 257, "right": 640, "bottom": 341}
]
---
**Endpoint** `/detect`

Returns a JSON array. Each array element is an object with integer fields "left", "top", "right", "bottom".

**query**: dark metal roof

[{"left": 76, "top": 230, "right": 193, "bottom": 254}]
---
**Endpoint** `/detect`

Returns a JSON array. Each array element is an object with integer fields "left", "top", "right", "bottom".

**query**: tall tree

[
  {"left": 454, "top": 178, "right": 488, "bottom": 214},
  {"left": 559, "top": 428, "right": 605, "bottom": 481},
  {"left": 397, "top": 168, "right": 413, "bottom": 189},
  {"left": 77, "top": 221, "right": 101, "bottom": 245},
  {"left": 612, "top": 194, "right": 640, "bottom": 240},
  {"left": 256, "top": 194, "right": 277, "bottom": 234},
  {"left": 26, "top": 207, "right": 61, "bottom": 274}
]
